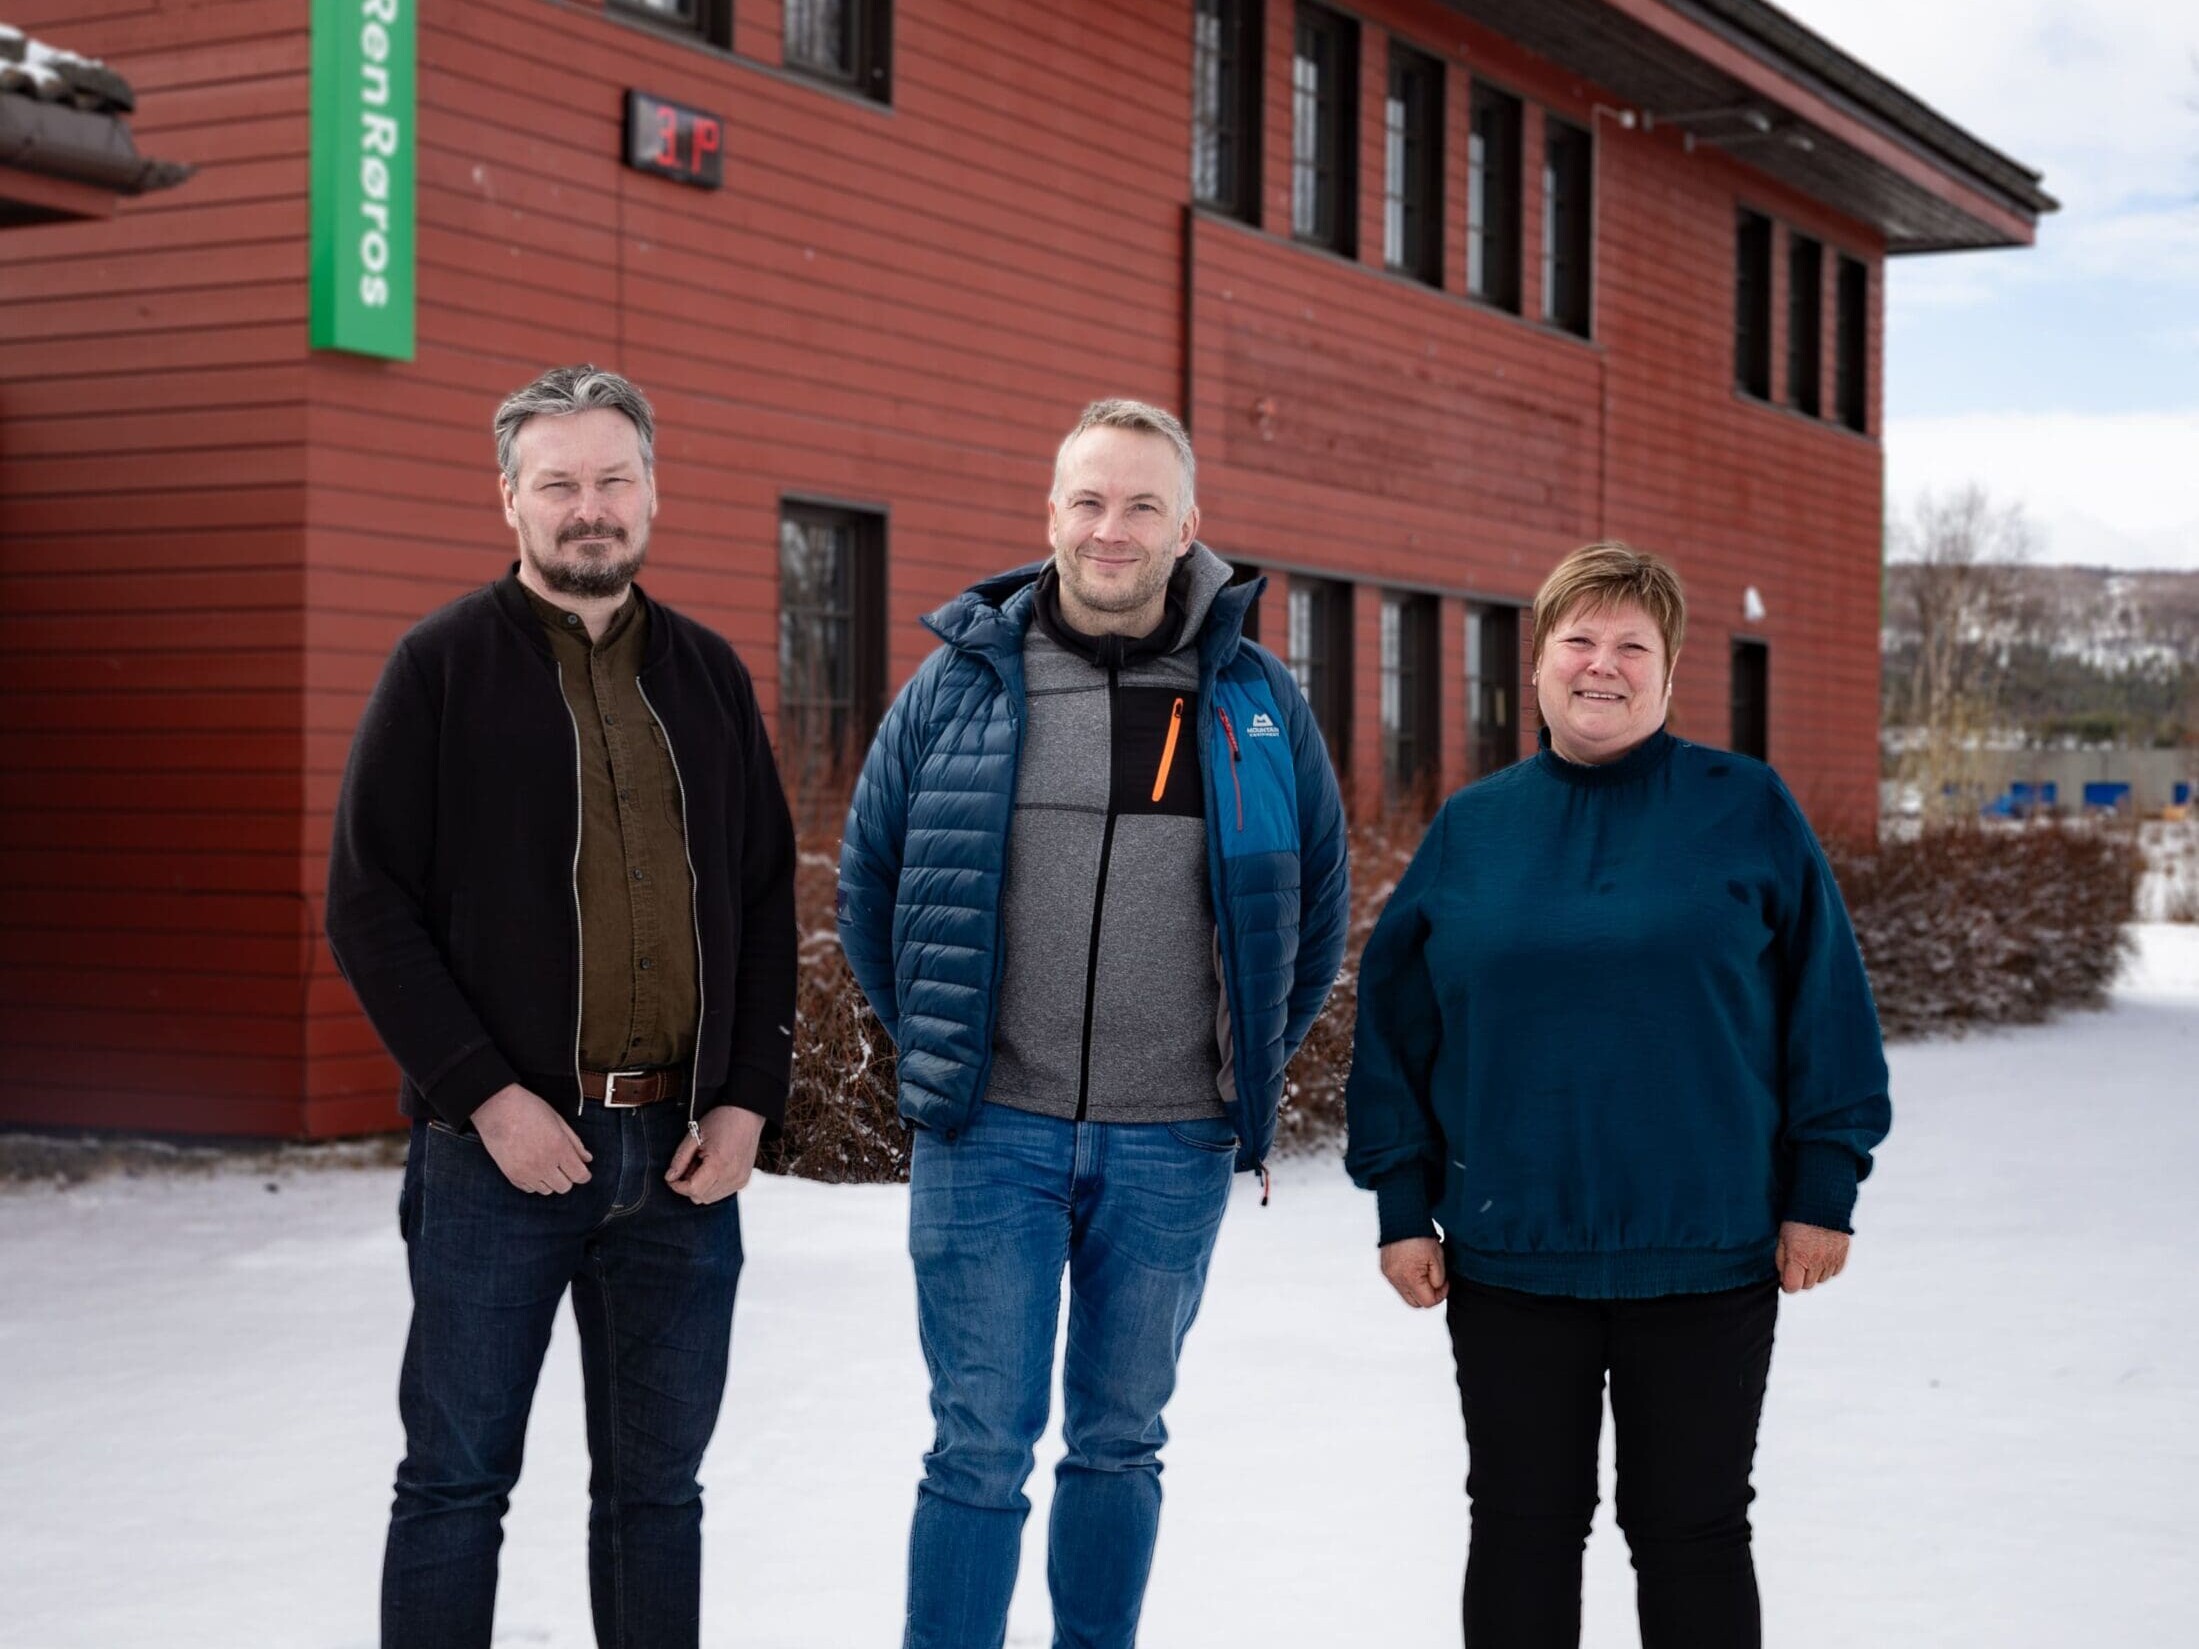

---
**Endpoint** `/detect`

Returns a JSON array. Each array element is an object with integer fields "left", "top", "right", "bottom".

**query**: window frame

[
  {"left": 1383, "top": 41, "right": 1443, "bottom": 286},
  {"left": 1734, "top": 207, "right": 1774, "bottom": 400},
  {"left": 777, "top": 498, "right": 888, "bottom": 784},
  {"left": 1380, "top": 590, "right": 1440, "bottom": 798},
  {"left": 1467, "top": 80, "right": 1523, "bottom": 312},
  {"left": 783, "top": 0, "right": 893, "bottom": 104},
  {"left": 609, "top": 0, "right": 733, "bottom": 48},
  {"left": 1540, "top": 116, "right": 1592, "bottom": 337},
  {"left": 1291, "top": 2, "right": 1359, "bottom": 257},
  {"left": 1787, "top": 230, "right": 1824, "bottom": 416},
  {"left": 1730, "top": 638, "right": 1769, "bottom": 760},
  {"left": 1287, "top": 575, "right": 1354, "bottom": 776},
  {"left": 1192, "top": 0, "right": 1264, "bottom": 224},
  {"left": 1465, "top": 601, "right": 1521, "bottom": 779},
  {"left": 1835, "top": 253, "right": 1869, "bottom": 434}
]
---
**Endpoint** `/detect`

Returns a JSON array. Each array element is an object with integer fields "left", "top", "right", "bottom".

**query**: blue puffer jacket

[{"left": 837, "top": 560, "right": 1349, "bottom": 1171}]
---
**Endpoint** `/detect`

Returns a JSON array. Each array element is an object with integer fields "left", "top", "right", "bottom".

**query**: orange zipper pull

[{"left": 1151, "top": 696, "right": 1184, "bottom": 802}]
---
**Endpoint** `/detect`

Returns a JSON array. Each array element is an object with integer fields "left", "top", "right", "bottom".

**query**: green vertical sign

[{"left": 310, "top": 0, "right": 415, "bottom": 359}]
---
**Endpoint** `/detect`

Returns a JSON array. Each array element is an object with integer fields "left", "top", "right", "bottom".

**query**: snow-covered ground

[{"left": 4, "top": 929, "right": 2196, "bottom": 1648}]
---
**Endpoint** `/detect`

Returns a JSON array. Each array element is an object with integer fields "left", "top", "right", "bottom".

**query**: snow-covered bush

[{"left": 1824, "top": 821, "right": 2140, "bottom": 1040}]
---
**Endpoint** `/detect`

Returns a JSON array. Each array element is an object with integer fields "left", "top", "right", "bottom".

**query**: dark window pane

[
  {"left": 779, "top": 503, "right": 886, "bottom": 787},
  {"left": 1192, "top": 0, "right": 1262, "bottom": 221},
  {"left": 612, "top": 0, "right": 728, "bottom": 41},
  {"left": 1384, "top": 44, "right": 1442, "bottom": 285},
  {"left": 1292, "top": 4, "right": 1358, "bottom": 255},
  {"left": 1730, "top": 640, "right": 1769, "bottom": 760},
  {"left": 1468, "top": 83, "right": 1521, "bottom": 311},
  {"left": 787, "top": 0, "right": 891, "bottom": 101},
  {"left": 1541, "top": 118, "right": 1591, "bottom": 336},
  {"left": 1288, "top": 576, "right": 1353, "bottom": 775},
  {"left": 1466, "top": 603, "right": 1521, "bottom": 778},
  {"left": 1788, "top": 232, "right": 1823, "bottom": 415},
  {"left": 1735, "top": 208, "right": 1773, "bottom": 398},
  {"left": 1381, "top": 591, "right": 1438, "bottom": 796},
  {"left": 1836, "top": 254, "right": 1869, "bottom": 433}
]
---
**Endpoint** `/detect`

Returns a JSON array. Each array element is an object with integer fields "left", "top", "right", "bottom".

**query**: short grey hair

[
  {"left": 1051, "top": 398, "right": 1197, "bottom": 517},
  {"left": 494, "top": 364, "right": 656, "bottom": 482}
]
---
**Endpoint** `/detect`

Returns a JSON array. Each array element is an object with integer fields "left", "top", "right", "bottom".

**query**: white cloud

[{"left": 1885, "top": 410, "right": 2199, "bottom": 570}]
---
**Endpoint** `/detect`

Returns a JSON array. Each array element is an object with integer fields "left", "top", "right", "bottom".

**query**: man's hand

[
  {"left": 1775, "top": 1220, "right": 1851, "bottom": 1293},
  {"left": 666, "top": 1105, "right": 766, "bottom": 1205},
  {"left": 470, "top": 1084, "right": 593, "bottom": 1195},
  {"left": 1379, "top": 1236, "right": 1449, "bottom": 1309}
]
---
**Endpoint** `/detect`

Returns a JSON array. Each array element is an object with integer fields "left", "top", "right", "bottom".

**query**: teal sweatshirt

[{"left": 1343, "top": 728, "right": 1891, "bottom": 1299}]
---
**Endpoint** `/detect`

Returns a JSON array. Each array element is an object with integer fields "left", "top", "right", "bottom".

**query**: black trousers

[{"left": 1445, "top": 1275, "right": 1778, "bottom": 1649}]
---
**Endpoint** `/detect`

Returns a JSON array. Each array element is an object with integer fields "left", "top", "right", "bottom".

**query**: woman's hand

[
  {"left": 1775, "top": 1221, "right": 1851, "bottom": 1293},
  {"left": 1380, "top": 1237, "right": 1449, "bottom": 1308}
]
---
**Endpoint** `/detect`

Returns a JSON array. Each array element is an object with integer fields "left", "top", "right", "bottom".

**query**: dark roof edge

[
  {"left": 1681, "top": 0, "right": 2058, "bottom": 216},
  {"left": 0, "top": 97, "right": 193, "bottom": 196}
]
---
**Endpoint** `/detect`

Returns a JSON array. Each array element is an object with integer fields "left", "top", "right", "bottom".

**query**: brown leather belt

[{"left": 579, "top": 1067, "right": 683, "bottom": 1108}]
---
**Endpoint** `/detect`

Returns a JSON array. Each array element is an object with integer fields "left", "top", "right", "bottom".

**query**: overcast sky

[{"left": 1776, "top": 0, "right": 2197, "bottom": 571}]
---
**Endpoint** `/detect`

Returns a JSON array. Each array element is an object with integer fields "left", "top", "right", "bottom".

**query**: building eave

[{"left": 1441, "top": 0, "right": 2055, "bottom": 253}]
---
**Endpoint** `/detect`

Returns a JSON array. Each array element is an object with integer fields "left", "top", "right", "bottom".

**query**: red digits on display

[
  {"left": 692, "top": 118, "right": 721, "bottom": 173},
  {"left": 654, "top": 103, "right": 679, "bottom": 167}
]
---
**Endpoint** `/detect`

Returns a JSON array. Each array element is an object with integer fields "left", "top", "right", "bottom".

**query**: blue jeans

[
  {"left": 382, "top": 1103, "right": 743, "bottom": 1649},
  {"left": 904, "top": 1102, "right": 1238, "bottom": 1649}
]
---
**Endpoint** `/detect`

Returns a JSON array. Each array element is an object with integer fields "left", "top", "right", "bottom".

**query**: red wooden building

[{"left": 0, "top": 0, "right": 2050, "bottom": 1137}]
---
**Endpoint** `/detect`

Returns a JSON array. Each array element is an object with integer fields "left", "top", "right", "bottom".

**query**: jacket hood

[{"left": 923, "top": 543, "right": 1258, "bottom": 671}]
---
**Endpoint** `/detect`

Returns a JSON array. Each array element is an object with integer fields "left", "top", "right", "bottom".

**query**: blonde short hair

[
  {"left": 1051, "top": 398, "right": 1197, "bottom": 517},
  {"left": 1530, "top": 541, "right": 1687, "bottom": 670}
]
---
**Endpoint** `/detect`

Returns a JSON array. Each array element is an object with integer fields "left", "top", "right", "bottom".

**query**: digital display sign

[{"left": 624, "top": 90, "right": 724, "bottom": 190}]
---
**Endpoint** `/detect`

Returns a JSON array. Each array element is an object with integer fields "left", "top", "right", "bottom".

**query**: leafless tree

[{"left": 1885, "top": 485, "right": 2036, "bottom": 816}]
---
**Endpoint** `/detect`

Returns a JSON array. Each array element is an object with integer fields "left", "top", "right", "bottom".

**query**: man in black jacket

[{"left": 327, "top": 365, "right": 796, "bottom": 1649}]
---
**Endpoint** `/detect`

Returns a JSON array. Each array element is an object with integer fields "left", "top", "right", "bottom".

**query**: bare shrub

[
  {"left": 1270, "top": 802, "right": 1424, "bottom": 1157},
  {"left": 758, "top": 775, "right": 908, "bottom": 1185},
  {"left": 1825, "top": 821, "right": 2140, "bottom": 1039}
]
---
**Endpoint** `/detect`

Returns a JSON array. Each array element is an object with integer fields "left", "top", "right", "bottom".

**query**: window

[
  {"left": 1380, "top": 592, "right": 1439, "bottom": 796},
  {"left": 1287, "top": 576, "right": 1353, "bottom": 774},
  {"left": 1192, "top": 0, "right": 1262, "bottom": 223},
  {"left": 778, "top": 502, "right": 886, "bottom": 785},
  {"left": 1734, "top": 208, "right": 1773, "bottom": 399},
  {"left": 1836, "top": 254, "right": 1869, "bottom": 433},
  {"left": 1383, "top": 44, "right": 1443, "bottom": 285},
  {"left": 612, "top": 0, "right": 731, "bottom": 46},
  {"left": 1227, "top": 558, "right": 1264, "bottom": 643},
  {"left": 1291, "top": 4, "right": 1358, "bottom": 255},
  {"left": 1540, "top": 117, "right": 1592, "bottom": 336},
  {"left": 1466, "top": 602, "right": 1520, "bottom": 778},
  {"left": 1467, "top": 83, "right": 1522, "bottom": 311},
  {"left": 1730, "top": 640, "right": 1769, "bottom": 760},
  {"left": 1788, "top": 231, "right": 1823, "bottom": 416},
  {"left": 785, "top": 0, "right": 891, "bottom": 102}
]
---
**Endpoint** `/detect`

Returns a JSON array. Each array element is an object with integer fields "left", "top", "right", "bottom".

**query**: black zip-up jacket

[{"left": 326, "top": 568, "right": 797, "bottom": 1128}]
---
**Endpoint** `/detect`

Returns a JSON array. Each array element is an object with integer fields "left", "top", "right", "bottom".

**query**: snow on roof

[{"left": 0, "top": 24, "right": 136, "bottom": 114}]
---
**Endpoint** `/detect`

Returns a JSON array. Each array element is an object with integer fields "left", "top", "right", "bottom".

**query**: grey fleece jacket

[{"left": 985, "top": 547, "right": 1236, "bottom": 1124}]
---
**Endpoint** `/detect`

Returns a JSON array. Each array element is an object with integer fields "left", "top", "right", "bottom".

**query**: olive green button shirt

[{"left": 526, "top": 586, "right": 700, "bottom": 1073}]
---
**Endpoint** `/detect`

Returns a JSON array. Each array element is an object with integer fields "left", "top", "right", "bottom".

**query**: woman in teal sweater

[{"left": 1344, "top": 542, "right": 1890, "bottom": 1649}]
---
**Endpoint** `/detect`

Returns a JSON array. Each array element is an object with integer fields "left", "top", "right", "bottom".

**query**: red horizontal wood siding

[{"left": 2, "top": 0, "right": 1898, "bottom": 1137}]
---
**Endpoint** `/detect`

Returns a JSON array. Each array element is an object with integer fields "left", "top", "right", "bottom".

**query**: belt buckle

[{"left": 601, "top": 1069, "right": 652, "bottom": 1108}]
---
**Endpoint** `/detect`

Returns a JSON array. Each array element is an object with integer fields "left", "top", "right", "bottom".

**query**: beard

[
  {"left": 521, "top": 517, "right": 648, "bottom": 600},
  {"left": 1053, "top": 537, "right": 1177, "bottom": 617}
]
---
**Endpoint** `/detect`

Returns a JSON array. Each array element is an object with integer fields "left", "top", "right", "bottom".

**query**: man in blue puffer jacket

[{"left": 838, "top": 400, "right": 1347, "bottom": 1649}]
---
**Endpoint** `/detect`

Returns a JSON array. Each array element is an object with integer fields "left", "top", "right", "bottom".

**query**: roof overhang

[{"left": 1443, "top": 0, "right": 2055, "bottom": 252}]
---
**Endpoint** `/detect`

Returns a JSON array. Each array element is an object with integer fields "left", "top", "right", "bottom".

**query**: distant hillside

[{"left": 1882, "top": 565, "right": 2199, "bottom": 747}]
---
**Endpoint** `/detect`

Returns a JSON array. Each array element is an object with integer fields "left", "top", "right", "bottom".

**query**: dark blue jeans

[
  {"left": 904, "top": 1102, "right": 1238, "bottom": 1649},
  {"left": 382, "top": 1103, "right": 743, "bottom": 1649}
]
